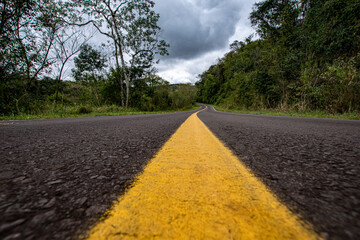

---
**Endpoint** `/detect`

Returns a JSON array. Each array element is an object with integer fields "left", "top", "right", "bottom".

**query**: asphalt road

[
  {"left": 1, "top": 105, "right": 359, "bottom": 240},
  {"left": 0, "top": 110, "right": 197, "bottom": 240},
  {"left": 198, "top": 106, "right": 360, "bottom": 240}
]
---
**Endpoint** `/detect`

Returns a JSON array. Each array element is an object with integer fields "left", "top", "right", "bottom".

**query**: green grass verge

[
  {"left": 211, "top": 105, "right": 360, "bottom": 120},
  {"left": 0, "top": 104, "right": 201, "bottom": 121}
]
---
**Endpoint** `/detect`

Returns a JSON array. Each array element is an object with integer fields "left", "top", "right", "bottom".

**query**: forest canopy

[{"left": 196, "top": 0, "right": 360, "bottom": 113}]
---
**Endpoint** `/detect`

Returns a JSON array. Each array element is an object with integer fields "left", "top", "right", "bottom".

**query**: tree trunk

[
  {"left": 117, "top": 42, "right": 130, "bottom": 108},
  {"left": 92, "top": 75, "right": 100, "bottom": 107},
  {"left": 115, "top": 43, "right": 124, "bottom": 107},
  {"left": 55, "top": 62, "right": 65, "bottom": 104}
]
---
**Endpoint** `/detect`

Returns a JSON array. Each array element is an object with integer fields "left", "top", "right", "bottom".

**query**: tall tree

[
  {"left": 0, "top": 0, "right": 71, "bottom": 81},
  {"left": 79, "top": 0, "right": 168, "bottom": 108},
  {"left": 52, "top": 27, "right": 94, "bottom": 103},
  {"left": 72, "top": 44, "right": 107, "bottom": 106},
  {"left": 0, "top": 0, "right": 76, "bottom": 114}
]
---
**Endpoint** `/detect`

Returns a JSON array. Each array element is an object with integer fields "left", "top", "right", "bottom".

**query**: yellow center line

[{"left": 85, "top": 109, "right": 321, "bottom": 239}]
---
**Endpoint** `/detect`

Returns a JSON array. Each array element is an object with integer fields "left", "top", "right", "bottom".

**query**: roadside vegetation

[
  {"left": 0, "top": 0, "right": 197, "bottom": 119},
  {"left": 2, "top": 0, "right": 359, "bottom": 120},
  {"left": 0, "top": 75, "right": 198, "bottom": 120},
  {"left": 212, "top": 105, "right": 360, "bottom": 120},
  {"left": 0, "top": 104, "right": 200, "bottom": 121},
  {"left": 196, "top": 0, "right": 360, "bottom": 117}
]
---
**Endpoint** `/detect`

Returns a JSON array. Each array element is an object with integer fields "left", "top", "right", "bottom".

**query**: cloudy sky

[{"left": 153, "top": 0, "right": 258, "bottom": 84}]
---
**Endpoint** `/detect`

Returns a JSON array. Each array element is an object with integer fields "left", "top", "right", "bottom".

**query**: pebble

[
  {"left": 5, "top": 204, "right": 21, "bottom": 213},
  {"left": 3, "top": 233, "right": 21, "bottom": 240},
  {"left": 85, "top": 205, "right": 107, "bottom": 217},
  {"left": 74, "top": 197, "right": 88, "bottom": 206},
  {"left": 31, "top": 210, "right": 56, "bottom": 225},
  {"left": 47, "top": 180, "right": 63, "bottom": 185},
  {"left": 97, "top": 175, "right": 108, "bottom": 180},
  {"left": 38, "top": 199, "right": 48, "bottom": 207},
  {"left": 22, "top": 178, "right": 32, "bottom": 184},
  {"left": 320, "top": 232, "right": 329, "bottom": 239},
  {"left": 0, "top": 171, "right": 15, "bottom": 180},
  {"left": 43, "top": 197, "right": 56, "bottom": 208},
  {"left": 118, "top": 175, "right": 131, "bottom": 181},
  {"left": 12, "top": 176, "right": 26, "bottom": 183},
  {"left": 0, "top": 219, "right": 26, "bottom": 233}
]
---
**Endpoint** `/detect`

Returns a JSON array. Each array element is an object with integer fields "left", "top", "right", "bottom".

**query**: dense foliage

[
  {"left": 0, "top": 0, "right": 196, "bottom": 116},
  {"left": 196, "top": 0, "right": 360, "bottom": 113}
]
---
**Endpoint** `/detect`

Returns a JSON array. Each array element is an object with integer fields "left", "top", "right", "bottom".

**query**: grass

[
  {"left": 0, "top": 104, "right": 201, "bottom": 121},
  {"left": 211, "top": 105, "right": 360, "bottom": 120}
]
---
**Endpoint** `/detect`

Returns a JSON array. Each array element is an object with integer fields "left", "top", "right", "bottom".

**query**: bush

[
  {"left": 300, "top": 54, "right": 360, "bottom": 113},
  {"left": 47, "top": 93, "right": 74, "bottom": 106},
  {"left": 140, "top": 95, "right": 155, "bottom": 111},
  {"left": 319, "top": 55, "right": 360, "bottom": 113},
  {"left": 104, "top": 105, "right": 121, "bottom": 112},
  {"left": 77, "top": 105, "right": 93, "bottom": 114}
]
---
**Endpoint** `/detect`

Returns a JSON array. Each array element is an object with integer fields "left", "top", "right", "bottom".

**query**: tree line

[
  {"left": 196, "top": 0, "right": 360, "bottom": 113},
  {"left": 0, "top": 0, "right": 196, "bottom": 116}
]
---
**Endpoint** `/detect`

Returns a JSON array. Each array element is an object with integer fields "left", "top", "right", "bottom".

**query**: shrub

[
  {"left": 77, "top": 105, "right": 93, "bottom": 114},
  {"left": 47, "top": 93, "right": 74, "bottom": 106}
]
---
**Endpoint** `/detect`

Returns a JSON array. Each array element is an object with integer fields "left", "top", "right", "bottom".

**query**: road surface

[
  {"left": 198, "top": 106, "right": 360, "bottom": 240},
  {"left": 1, "top": 105, "right": 359, "bottom": 239},
  {"left": 1, "top": 110, "right": 196, "bottom": 239}
]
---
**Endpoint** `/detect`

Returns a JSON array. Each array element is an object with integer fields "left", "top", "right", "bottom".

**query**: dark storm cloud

[{"left": 154, "top": 0, "right": 245, "bottom": 60}]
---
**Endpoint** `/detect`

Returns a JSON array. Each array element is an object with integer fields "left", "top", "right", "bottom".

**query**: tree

[
  {"left": 250, "top": 0, "right": 301, "bottom": 41},
  {"left": 53, "top": 27, "right": 94, "bottom": 103},
  {"left": 1, "top": 0, "right": 72, "bottom": 81},
  {"left": 197, "top": 0, "right": 360, "bottom": 113},
  {"left": 0, "top": 0, "right": 75, "bottom": 114},
  {"left": 79, "top": 0, "right": 169, "bottom": 108},
  {"left": 72, "top": 44, "right": 107, "bottom": 106}
]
